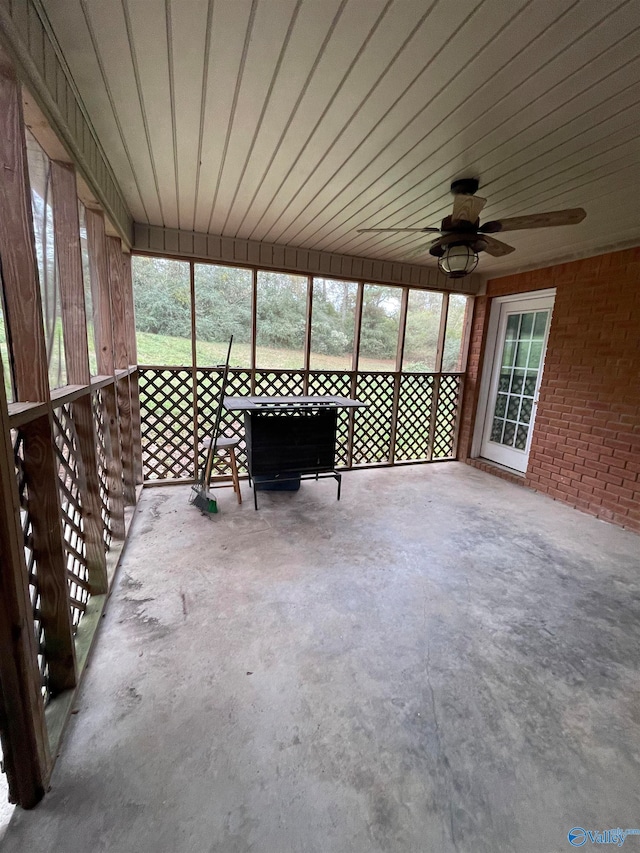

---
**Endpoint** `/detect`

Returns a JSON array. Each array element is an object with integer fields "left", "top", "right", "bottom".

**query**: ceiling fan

[{"left": 357, "top": 178, "right": 586, "bottom": 278}]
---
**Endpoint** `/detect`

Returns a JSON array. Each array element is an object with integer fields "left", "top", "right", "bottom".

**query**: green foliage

[
  {"left": 311, "top": 279, "right": 356, "bottom": 356},
  {"left": 133, "top": 256, "right": 191, "bottom": 338},
  {"left": 360, "top": 286, "right": 401, "bottom": 359},
  {"left": 132, "top": 256, "right": 468, "bottom": 372},
  {"left": 195, "top": 264, "right": 252, "bottom": 343},
  {"left": 256, "top": 272, "right": 306, "bottom": 350}
]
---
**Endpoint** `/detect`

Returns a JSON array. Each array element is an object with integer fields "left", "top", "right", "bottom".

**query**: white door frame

[{"left": 471, "top": 288, "right": 556, "bottom": 467}]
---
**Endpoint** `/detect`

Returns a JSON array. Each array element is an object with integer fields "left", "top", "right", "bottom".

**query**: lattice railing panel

[
  {"left": 138, "top": 367, "right": 464, "bottom": 477},
  {"left": 196, "top": 368, "right": 251, "bottom": 477},
  {"left": 352, "top": 373, "right": 395, "bottom": 464},
  {"left": 254, "top": 370, "right": 304, "bottom": 397},
  {"left": 52, "top": 405, "right": 90, "bottom": 630},
  {"left": 307, "top": 371, "right": 353, "bottom": 466},
  {"left": 396, "top": 374, "right": 434, "bottom": 461},
  {"left": 92, "top": 389, "right": 113, "bottom": 550},
  {"left": 433, "top": 375, "right": 462, "bottom": 459},
  {"left": 13, "top": 430, "right": 49, "bottom": 704},
  {"left": 139, "top": 368, "right": 194, "bottom": 479}
]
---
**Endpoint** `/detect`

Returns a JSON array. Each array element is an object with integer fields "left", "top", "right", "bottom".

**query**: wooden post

[
  {"left": 347, "top": 282, "right": 364, "bottom": 468},
  {"left": 451, "top": 295, "right": 474, "bottom": 459},
  {"left": 0, "top": 352, "right": 51, "bottom": 808},
  {"left": 0, "top": 50, "right": 76, "bottom": 692},
  {"left": 190, "top": 261, "right": 199, "bottom": 477},
  {"left": 428, "top": 293, "right": 450, "bottom": 460},
  {"left": 121, "top": 254, "right": 143, "bottom": 484},
  {"left": 303, "top": 275, "right": 313, "bottom": 394},
  {"left": 107, "top": 236, "right": 136, "bottom": 504},
  {"left": 50, "top": 160, "right": 107, "bottom": 594},
  {"left": 86, "top": 209, "right": 125, "bottom": 538},
  {"left": 389, "top": 287, "right": 409, "bottom": 464},
  {"left": 250, "top": 268, "right": 257, "bottom": 393}
]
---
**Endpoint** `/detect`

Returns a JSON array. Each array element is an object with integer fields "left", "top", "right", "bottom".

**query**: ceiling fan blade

[
  {"left": 357, "top": 227, "right": 442, "bottom": 233},
  {"left": 480, "top": 207, "right": 586, "bottom": 233},
  {"left": 452, "top": 194, "right": 486, "bottom": 223},
  {"left": 481, "top": 235, "right": 516, "bottom": 257}
]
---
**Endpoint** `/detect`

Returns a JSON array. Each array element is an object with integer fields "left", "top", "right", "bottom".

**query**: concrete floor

[{"left": 2, "top": 463, "right": 640, "bottom": 853}]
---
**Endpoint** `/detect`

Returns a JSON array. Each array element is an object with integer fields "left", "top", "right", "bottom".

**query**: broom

[{"left": 190, "top": 336, "right": 233, "bottom": 513}]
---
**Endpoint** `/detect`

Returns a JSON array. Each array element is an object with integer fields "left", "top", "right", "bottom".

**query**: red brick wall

[{"left": 459, "top": 248, "right": 640, "bottom": 533}]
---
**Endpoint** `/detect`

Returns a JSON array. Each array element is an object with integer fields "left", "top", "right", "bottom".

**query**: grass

[{"left": 136, "top": 330, "right": 399, "bottom": 372}]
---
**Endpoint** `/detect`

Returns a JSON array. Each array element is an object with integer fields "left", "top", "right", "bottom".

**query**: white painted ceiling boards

[{"left": 42, "top": 0, "right": 640, "bottom": 276}]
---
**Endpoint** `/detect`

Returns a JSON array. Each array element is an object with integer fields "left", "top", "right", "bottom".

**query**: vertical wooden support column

[
  {"left": 0, "top": 353, "right": 51, "bottom": 808},
  {"left": 389, "top": 287, "right": 409, "bottom": 464},
  {"left": 250, "top": 268, "right": 257, "bottom": 394},
  {"left": 108, "top": 236, "right": 136, "bottom": 504},
  {"left": 303, "top": 275, "right": 313, "bottom": 394},
  {"left": 428, "top": 293, "right": 450, "bottom": 460},
  {"left": 190, "top": 261, "right": 199, "bottom": 477},
  {"left": 347, "top": 282, "right": 364, "bottom": 468},
  {"left": 0, "top": 50, "right": 76, "bottom": 692},
  {"left": 50, "top": 161, "right": 107, "bottom": 594},
  {"left": 86, "top": 209, "right": 125, "bottom": 538},
  {"left": 122, "top": 254, "right": 143, "bottom": 484},
  {"left": 451, "top": 295, "right": 475, "bottom": 459}
]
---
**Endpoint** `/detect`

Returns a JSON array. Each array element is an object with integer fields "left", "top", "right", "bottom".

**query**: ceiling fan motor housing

[{"left": 450, "top": 178, "right": 480, "bottom": 196}]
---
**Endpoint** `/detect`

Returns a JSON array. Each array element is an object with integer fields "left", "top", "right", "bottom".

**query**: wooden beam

[
  {"left": 0, "top": 351, "right": 51, "bottom": 808},
  {"left": 107, "top": 237, "right": 135, "bottom": 504},
  {"left": 190, "top": 261, "right": 199, "bottom": 477},
  {"left": 86, "top": 211, "right": 125, "bottom": 538},
  {"left": 434, "top": 293, "right": 449, "bottom": 375},
  {"left": 50, "top": 160, "right": 107, "bottom": 593},
  {"left": 303, "top": 275, "right": 313, "bottom": 394},
  {"left": 0, "top": 54, "right": 76, "bottom": 692},
  {"left": 347, "top": 282, "right": 364, "bottom": 468},
  {"left": 389, "top": 287, "right": 409, "bottom": 464},
  {"left": 250, "top": 268, "right": 257, "bottom": 394},
  {"left": 121, "top": 255, "right": 143, "bottom": 484},
  {"left": 0, "top": 49, "right": 48, "bottom": 403}
]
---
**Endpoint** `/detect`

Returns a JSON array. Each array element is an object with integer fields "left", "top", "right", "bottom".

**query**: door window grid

[{"left": 490, "top": 310, "right": 548, "bottom": 450}]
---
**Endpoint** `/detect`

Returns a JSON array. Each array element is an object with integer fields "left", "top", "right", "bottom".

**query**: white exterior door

[{"left": 480, "top": 292, "right": 554, "bottom": 472}]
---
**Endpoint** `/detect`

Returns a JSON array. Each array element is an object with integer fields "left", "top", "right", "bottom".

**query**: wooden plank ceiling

[{"left": 42, "top": 0, "right": 640, "bottom": 276}]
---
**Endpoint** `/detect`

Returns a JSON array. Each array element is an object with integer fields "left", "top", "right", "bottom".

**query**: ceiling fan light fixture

[{"left": 438, "top": 242, "right": 478, "bottom": 278}]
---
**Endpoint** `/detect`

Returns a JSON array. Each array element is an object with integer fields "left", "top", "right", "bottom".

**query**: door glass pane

[
  {"left": 520, "top": 312, "right": 534, "bottom": 338},
  {"left": 310, "top": 278, "right": 357, "bottom": 370},
  {"left": 533, "top": 311, "right": 547, "bottom": 338},
  {"left": 515, "top": 339, "right": 530, "bottom": 367},
  {"left": 489, "top": 309, "right": 549, "bottom": 450},
  {"left": 528, "top": 340, "right": 543, "bottom": 369}
]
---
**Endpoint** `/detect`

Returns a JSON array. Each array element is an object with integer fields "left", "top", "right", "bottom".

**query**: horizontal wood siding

[{"left": 133, "top": 224, "right": 481, "bottom": 295}]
